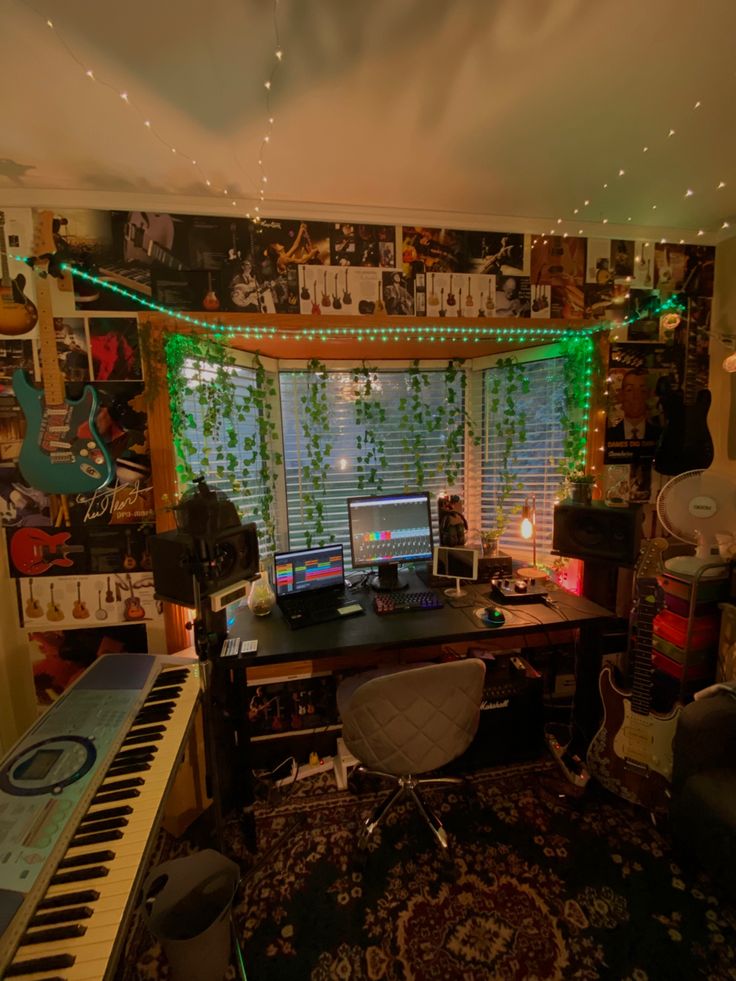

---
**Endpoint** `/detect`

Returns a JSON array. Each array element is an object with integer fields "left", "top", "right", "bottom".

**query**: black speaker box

[
  {"left": 552, "top": 502, "right": 642, "bottom": 567},
  {"left": 455, "top": 653, "right": 544, "bottom": 768},
  {"left": 150, "top": 523, "right": 259, "bottom": 606}
]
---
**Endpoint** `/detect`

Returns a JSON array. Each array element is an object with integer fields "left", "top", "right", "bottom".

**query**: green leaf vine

[
  {"left": 300, "top": 358, "right": 333, "bottom": 547},
  {"left": 398, "top": 361, "right": 435, "bottom": 489},
  {"left": 164, "top": 332, "right": 281, "bottom": 547},
  {"left": 555, "top": 334, "right": 597, "bottom": 485},
  {"left": 351, "top": 364, "right": 387, "bottom": 493},
  {"left": 440, "top": 358, "right": 481, "bottom": 486},
  {"left": 486, "top": 356, "right": 530, "bottom": 536}
]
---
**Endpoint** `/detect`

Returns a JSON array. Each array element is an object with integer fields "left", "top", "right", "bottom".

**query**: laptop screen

[{"left": 274, "top": 544, "right": 345, "bottom": 598}]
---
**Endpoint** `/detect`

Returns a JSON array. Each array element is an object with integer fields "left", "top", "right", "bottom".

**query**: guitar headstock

[
  {"left": 32, "top": 211, "right": 56, "bottom": 260},
  {"left": 635, "top": 537, "right": 668, "bottom": 585}
]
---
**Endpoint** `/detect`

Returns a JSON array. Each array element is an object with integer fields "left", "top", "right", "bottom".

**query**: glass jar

[{"left": 248, "top": 567, "right": 276, "bottom": 616}]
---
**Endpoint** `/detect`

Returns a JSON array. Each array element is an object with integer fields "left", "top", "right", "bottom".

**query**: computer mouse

[{"left": 483, "top": 607, "right": 505, "bottom": 626}]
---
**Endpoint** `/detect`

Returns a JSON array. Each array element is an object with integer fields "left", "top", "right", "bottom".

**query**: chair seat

[
  {"left": 337, "top": 658, "right": 486, "bottom": 853},
  {"left": 338, "top": 659, "right": 485, "bottom": 777}
]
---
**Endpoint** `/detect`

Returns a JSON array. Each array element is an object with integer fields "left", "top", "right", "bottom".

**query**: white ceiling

[{"left": 2, "top": 0, "right": 735, "bottom": 243}]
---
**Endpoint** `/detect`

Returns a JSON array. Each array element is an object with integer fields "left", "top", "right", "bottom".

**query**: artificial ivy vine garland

[{"left": 164, "top": 332, "right": 281, "bottom": 547}]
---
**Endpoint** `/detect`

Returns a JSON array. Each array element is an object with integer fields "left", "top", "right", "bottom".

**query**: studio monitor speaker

[
  {"left": 552, "top": 503, "right": 642, "bottom": 567},
  {"left": 150, "top": 523, "right": 259, "bottom": 607}
]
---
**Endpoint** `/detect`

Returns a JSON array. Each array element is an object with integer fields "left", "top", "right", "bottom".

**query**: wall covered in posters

[{"left": 0, "top": 204, "right": 718, "bottom": 706}]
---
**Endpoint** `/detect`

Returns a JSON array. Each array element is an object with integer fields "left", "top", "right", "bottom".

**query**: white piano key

[{"left": 6, "top": 665, "right": 200, "bottom": 981}]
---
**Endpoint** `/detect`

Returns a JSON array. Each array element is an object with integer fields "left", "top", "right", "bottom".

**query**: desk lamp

[{"left": 517, "top": 493, "right": 544, "bottom": 581}]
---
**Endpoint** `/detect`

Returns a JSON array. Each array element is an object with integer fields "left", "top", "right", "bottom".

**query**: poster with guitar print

[
  {"left": 17, "top": 571, "right": 157, "bottom": 628},
  {"left": 0, "top": 210, "right": 37, "bottom": 336},
  {"left": 6, "top": 523, "right": 155, "bottom": 577},
  {"left": 586, "top": 538, "right": 678, "bottom": 815}
]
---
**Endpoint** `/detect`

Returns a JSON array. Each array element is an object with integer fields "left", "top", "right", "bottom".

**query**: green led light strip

[{"left": 57, "top": 264, "right": 612, "bottom": 342}]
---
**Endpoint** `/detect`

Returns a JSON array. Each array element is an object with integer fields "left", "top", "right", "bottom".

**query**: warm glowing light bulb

[{"left": 521, "top": 517, "right": 533, "bottom": 540}]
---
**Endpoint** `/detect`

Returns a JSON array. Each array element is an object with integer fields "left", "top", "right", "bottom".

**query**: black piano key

[
  {"left": 152, "top": 670, "right": 189, "bottom": 687},
  {"left": 144, "top": 687, "right": 181, "bottom": 703},
  {"left": 123, "top": 724, "right": 166, "bottom": 739},
  {"left": 90, "top": 787, "right": 141, "bottom": 804},
  {"left": 137, "top": 699, "right": 176, "bottom": 713},
  {"left": 133, "top": 710, "right": 172, "bottom": 725},
  {"left": 58, "top": 849, "right": 115, "bottom": 869},
  {"left": 97, "top": 777, "right": 145, "bottom": 792},
  {"left": 50, "top": 866, "right": 109, "bottom": 886},
  {"left": 20, "top": 923, "right": 87, "bottom": 945},
  {"left": 120, "top": 732, "right": 163, "bottom": 747},
  {"left": 106, "top": 762, "right": 151, "bottom": 778},
  {"left": 73, "top": 817, "right": 128, "bottom": 835},
  {"left": 112, "top": 747, "right": 157, "bottom": 762},
  {"left": 78, "top": 805, "right": 133, "bottom": 823},
  {"left": 5, "top": 953, "right": 75, "bottom": 975},
  {"left": 30, "top": 905, "right": 94, "bottom": 927},
  {"left": 69, "top": 829, "right": 124, "bottom": 848},
  {"left": 37, "top": 890, "right": 100, "bottom": 909}
]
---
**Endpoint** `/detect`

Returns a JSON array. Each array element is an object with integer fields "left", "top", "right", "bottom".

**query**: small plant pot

[
  {"left": 482, "top": 539, "right": 499, "bottom": 557},
  {"left": 569, "top": 482, "right": 593, "bottom": 505}
]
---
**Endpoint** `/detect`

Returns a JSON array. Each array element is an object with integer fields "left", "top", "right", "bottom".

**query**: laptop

[{"left": 273, "top": 543, "right": 364, "bottom": 629}]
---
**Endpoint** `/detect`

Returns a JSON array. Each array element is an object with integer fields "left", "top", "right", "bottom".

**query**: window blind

[
  {"left": 278, "top": 368, "right": 466, "bottom": 565},
  {"left": 480, "top": 357, "right": 567, "bottom": 557},
  {"left": 177, "top": 357, "right": 275, "bottom": 554}
]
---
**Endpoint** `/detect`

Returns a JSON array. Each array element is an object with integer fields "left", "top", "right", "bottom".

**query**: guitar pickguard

[{"left": 587, "top": 663, "right": 680, "bottom": 813}]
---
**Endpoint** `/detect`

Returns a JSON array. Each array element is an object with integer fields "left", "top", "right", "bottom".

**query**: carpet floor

[{"left": 125, "top": 759, "right": 736, "bottom": 981}]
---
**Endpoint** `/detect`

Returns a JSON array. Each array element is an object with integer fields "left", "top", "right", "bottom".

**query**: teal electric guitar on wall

[{"left": 12, "top": 211, "right": 113, "bottom": 494}]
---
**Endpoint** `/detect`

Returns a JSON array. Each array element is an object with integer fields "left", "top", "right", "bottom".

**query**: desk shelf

[{"left": 251, "top": 724, "right": 342, "bottom": 743}]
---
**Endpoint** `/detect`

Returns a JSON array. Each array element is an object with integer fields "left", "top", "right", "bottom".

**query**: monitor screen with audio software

[{"left": 347, "top": 492, "right": 433, "bottom": 591}]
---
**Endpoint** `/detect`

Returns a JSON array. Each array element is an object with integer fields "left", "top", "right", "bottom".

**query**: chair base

[{"left": 353, "top": 765, "right": 466, "bottom": 853}]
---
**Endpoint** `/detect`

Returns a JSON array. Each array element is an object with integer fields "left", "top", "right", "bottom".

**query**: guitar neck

[
  {"left": 0, "top": 214, "right": 12, "bottom": 289},
  {"left": 683, "top": 303, "right": 704, "bottom": 405},
  {"left": 36, "top": 274, "right": 65, "bottom": 405}
]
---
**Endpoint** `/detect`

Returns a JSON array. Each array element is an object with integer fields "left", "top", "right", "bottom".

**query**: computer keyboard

[{"left": 373, "top": 590, "right": 444, "bottom": 615}]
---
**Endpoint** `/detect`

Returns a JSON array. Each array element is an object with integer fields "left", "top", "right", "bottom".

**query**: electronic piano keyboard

[{"left": 0, "top": 653, "right": 200, "bottom": 980}]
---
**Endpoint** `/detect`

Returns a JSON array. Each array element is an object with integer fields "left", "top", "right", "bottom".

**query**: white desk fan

[{"left": 656, "top": 469, "right": 736, "bottom": 576}]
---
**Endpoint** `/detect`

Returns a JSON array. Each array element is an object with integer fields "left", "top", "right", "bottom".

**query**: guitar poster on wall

[
  {"left": 17, "top": 571, "right": 156, "bottom": 629},
  {"left": 6, "top": 522, "right": 155, "bottom": 578}
]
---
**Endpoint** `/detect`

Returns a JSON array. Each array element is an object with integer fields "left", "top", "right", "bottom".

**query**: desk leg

[
  {"left": 208, "top": 658, "right": 257, "bottom": 855},
  {"left": 573, "top": 622, "right": 604, "bottom": 752}
]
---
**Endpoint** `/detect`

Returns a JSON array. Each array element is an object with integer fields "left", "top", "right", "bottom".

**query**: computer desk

[{"left": 228, "top": 570, "right": 617, "bottom": 748}]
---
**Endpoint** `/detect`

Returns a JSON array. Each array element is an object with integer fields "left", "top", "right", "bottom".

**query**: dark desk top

[{"left": 229, "top": 572, "right": 615, "bottom": 670}]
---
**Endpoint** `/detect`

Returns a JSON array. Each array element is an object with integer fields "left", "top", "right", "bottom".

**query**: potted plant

[
  {"left": 567, "top": 471, "right": 596, "bottom": 505},
  {"left": 480, "top": 529, "right": 501, "bottom": 557}
]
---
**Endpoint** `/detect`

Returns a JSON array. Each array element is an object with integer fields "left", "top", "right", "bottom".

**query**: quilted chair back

[{"left": 340, "top": 659, "right": 485, "bottom": 776}]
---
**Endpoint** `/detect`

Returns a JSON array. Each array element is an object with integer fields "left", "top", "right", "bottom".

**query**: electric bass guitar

[
  {"left": 12, "top": 212, "right": 114, "bottom": 494},
  {"left": 10, "top": 527, "right": 85, "bottom": 576},
  {"left": 654, "top": 303, "right": 714, "bottom": 475},
  {"left": 0, "top": 211, "right": 37, "bottom": 335},
  {"left": 587, "top": 538, "right": 678, "bottom": 814}
]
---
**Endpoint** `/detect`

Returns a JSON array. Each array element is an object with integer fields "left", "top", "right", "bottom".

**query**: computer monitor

[
  {"left": 347, "top": 491, "right": 434, "bottom": 591},
  {"left": 432, "top": 545, "right": 479, "bottom": 597}
]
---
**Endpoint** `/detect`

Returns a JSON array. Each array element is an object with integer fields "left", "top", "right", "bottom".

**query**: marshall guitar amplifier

[{"left": 456, "top": 652, "right": 543, "bottom": 768}]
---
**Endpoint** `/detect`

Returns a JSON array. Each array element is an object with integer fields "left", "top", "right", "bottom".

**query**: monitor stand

[
  {"left": 443, "top": 577, "right": 467, "bottom": 598},
  {"left": 372, "top": 562, "right": 409, "bottom": 592}
]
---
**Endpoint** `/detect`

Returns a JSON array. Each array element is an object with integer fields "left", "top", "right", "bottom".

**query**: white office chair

[{"left": 337, "top": 658, "right": 486, "bottom": 853}]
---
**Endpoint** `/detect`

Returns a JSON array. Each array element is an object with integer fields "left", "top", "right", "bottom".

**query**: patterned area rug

[{"left": 126, "top": 760, "right": 736, "bottom": 981}]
